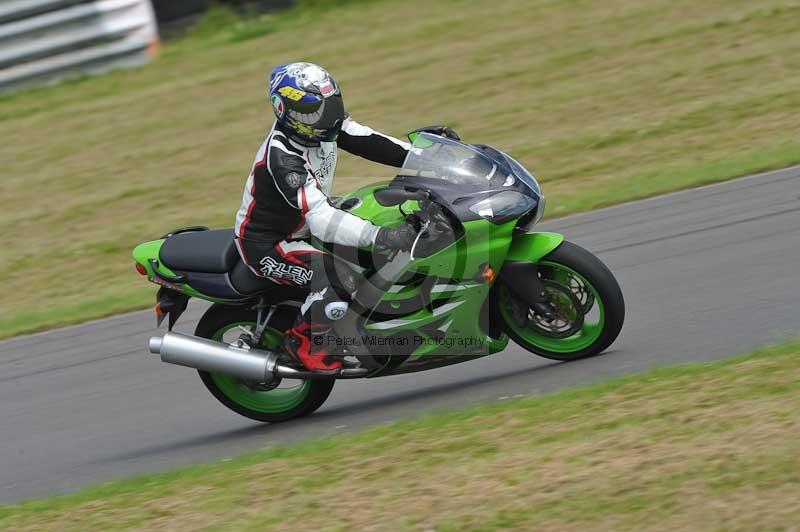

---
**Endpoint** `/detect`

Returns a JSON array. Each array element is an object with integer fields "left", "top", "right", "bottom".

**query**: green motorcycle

[{"left": 135, "top": 132, "right": 624, "bottom": 422}]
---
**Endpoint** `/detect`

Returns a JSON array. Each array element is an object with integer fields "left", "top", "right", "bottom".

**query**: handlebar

[{"left": 407, "top": 198, "right": 459, "bottom": 260}]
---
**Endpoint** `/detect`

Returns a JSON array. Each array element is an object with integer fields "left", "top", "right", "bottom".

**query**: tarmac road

[{"left": 1, "top": 166, "right": 799, "bottom": 503}]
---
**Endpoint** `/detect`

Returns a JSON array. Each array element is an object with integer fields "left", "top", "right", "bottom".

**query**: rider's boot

[{"left": 283, "top": 316, "right": 343, "bottom": 374}]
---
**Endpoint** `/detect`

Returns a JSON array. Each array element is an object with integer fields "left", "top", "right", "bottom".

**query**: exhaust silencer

[{"left": 149, "top": 331, "right": 279, "bottom": 382}]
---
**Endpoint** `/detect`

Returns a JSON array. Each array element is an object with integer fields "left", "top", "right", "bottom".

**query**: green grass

[
  {"left": 2, "top": 341, "right": 800, "bottom": 530},
  {"left": 2, "top": 0, "right": 799, "bottom": 338}
]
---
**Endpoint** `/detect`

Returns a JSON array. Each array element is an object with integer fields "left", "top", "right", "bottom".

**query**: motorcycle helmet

[{"left": 268, "top": 62, "right": 345, "bottom": 146}]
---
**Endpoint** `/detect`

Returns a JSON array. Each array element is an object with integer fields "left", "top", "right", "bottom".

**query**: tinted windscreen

[{"left": 401, "top": 133, "right": 515, "bottom": 188}]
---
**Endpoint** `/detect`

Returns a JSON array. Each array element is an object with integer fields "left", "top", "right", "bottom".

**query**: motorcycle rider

[{"left": 234, "top": 62, "right": 457, "bottom": 373}]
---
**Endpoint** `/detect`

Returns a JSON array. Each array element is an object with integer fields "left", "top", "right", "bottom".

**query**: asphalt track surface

[{"left": 2, "top": 167, "right": 799, "bottom": 503}]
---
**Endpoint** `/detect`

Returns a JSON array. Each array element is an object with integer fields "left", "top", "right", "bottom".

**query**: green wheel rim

[
  {"left": 210, "top": 322, "right": 311, "bottom": 413},
  {"left": 500, "top": 261, "right": 605, "bottom": 354}
]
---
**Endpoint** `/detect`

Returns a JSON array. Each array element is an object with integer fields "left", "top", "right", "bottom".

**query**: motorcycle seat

[
  {"left": 159, "top": 229, "right": 238, "bottom": 274},
  {"left": 158, "top": 228, "right": 309, "bottom": 302}
]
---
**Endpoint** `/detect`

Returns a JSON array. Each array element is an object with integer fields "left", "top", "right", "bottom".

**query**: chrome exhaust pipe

[
  {"left": 148, "top": 331, "right": 369, "bottom": 381},
  {"left": 149, "top": 331, "right": 280, "bottom": 382}
]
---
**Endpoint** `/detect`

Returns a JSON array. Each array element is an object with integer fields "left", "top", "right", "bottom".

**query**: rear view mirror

[{"left": 374, "top": 187, "right": 427, "bottom": 206}]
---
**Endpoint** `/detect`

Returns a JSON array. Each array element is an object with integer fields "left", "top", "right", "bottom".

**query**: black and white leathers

[{"left": 234, "top": 116, "right": 411, "bottom": 247}]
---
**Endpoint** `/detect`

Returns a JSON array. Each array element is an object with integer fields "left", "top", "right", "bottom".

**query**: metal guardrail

[{"left": 0, "top": 0, "right": 159, "bottom": 91}]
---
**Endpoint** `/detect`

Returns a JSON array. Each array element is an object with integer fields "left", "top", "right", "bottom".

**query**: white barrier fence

[{"left": 0, "top": 0, "right": 159, "bottom": 91}]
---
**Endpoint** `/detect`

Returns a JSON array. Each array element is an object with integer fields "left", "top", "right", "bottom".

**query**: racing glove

[
  {"left": 409, "top": 125, "right": 461, "bottom": 141},
  {"left": 374, "top": 222, "right": 418, "bottom": 253}
]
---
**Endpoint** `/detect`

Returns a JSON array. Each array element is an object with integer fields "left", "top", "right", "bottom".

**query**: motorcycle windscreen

[{"left": 400, "top": 133, "right": 512, "bottom": 188}]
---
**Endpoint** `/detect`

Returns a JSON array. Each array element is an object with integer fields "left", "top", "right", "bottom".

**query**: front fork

[{"left": 499, "top": 261, "right": 555, "bottom": 324}]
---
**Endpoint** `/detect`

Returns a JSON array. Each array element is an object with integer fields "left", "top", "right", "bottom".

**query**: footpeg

[{"left": 339, "top": 356, "right": 361, "bottom": 369}]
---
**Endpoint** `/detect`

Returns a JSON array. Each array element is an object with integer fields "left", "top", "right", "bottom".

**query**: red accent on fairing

[{"left": 135, "top": 263, "right": 147, "bottom": 276}]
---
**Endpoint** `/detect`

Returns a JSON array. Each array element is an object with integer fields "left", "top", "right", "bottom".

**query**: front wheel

[
  {"left": 497, "top": 241, "right": 625, "bottom": 361},
  {"left": 195, "top": 304, "right": 335, "bottom": 423}
]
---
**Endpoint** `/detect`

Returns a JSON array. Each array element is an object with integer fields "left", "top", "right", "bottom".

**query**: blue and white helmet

[{"left": 268, "top": 62, "right": 345, "bottom": 145}]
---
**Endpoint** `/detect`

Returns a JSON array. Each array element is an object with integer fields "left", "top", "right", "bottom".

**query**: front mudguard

[{"left": 506, "top": 231, "right": 564, "bottom": 262}]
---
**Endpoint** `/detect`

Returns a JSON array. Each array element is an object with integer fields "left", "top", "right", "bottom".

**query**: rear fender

[{"left": 155, "top": 287, "right": 190, "bottom": 330}]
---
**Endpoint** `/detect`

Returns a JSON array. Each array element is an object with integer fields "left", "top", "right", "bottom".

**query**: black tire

[
  {"left": 195, "top": 304, "right": 335, "bottom": 423},
  {"left": 500, "top": 240, "right": 625, "bottom": 361}
]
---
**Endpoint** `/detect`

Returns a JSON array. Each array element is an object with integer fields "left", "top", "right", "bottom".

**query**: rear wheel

[
  {"left": 195, "top": 304, "right": 334, "bottom": 423},
  {"left": 498, "top": 241, "right": 624, "bottom": 361}
]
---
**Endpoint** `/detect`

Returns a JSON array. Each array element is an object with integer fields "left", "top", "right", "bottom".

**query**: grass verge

[
  {"left": 2, "top": 0, "right": 799, "bottom": 338},
  {"left": 2, "top": 341, "right": 800, "bottom": 530}
]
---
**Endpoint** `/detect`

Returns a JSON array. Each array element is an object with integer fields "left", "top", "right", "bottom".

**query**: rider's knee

[
  {"left": 303, "top": 287, "right": 350, "bottom": 322},
  {"left": 323, "top": 300, "right": 349, "bottom": 320}
]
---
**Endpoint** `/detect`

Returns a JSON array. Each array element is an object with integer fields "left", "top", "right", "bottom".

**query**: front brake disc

[{"left": 527, "top": 280, "right": 584, "bottom": 338}]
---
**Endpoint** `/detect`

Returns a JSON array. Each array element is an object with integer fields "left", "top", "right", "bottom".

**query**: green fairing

[
  {"left": 345, "top": 183, "right": 517, "bottom": 359},
  {"left": 335, "top": 182, "right": 406, "bottom": 227},
  {"left": 132, "top": 239, "right": 165, "bottom": 277},
  {"left": 130, "top": 130, "right": 625, "bottom": 424},
  {"left": 339, "top": 185, "right": 550, "bottom": 360},
  {"left": 133, "top": 184, "right": 576, "bottom": 364},
  {"left": 506, "top": 231, "right": 564, "bottom": 262}
]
